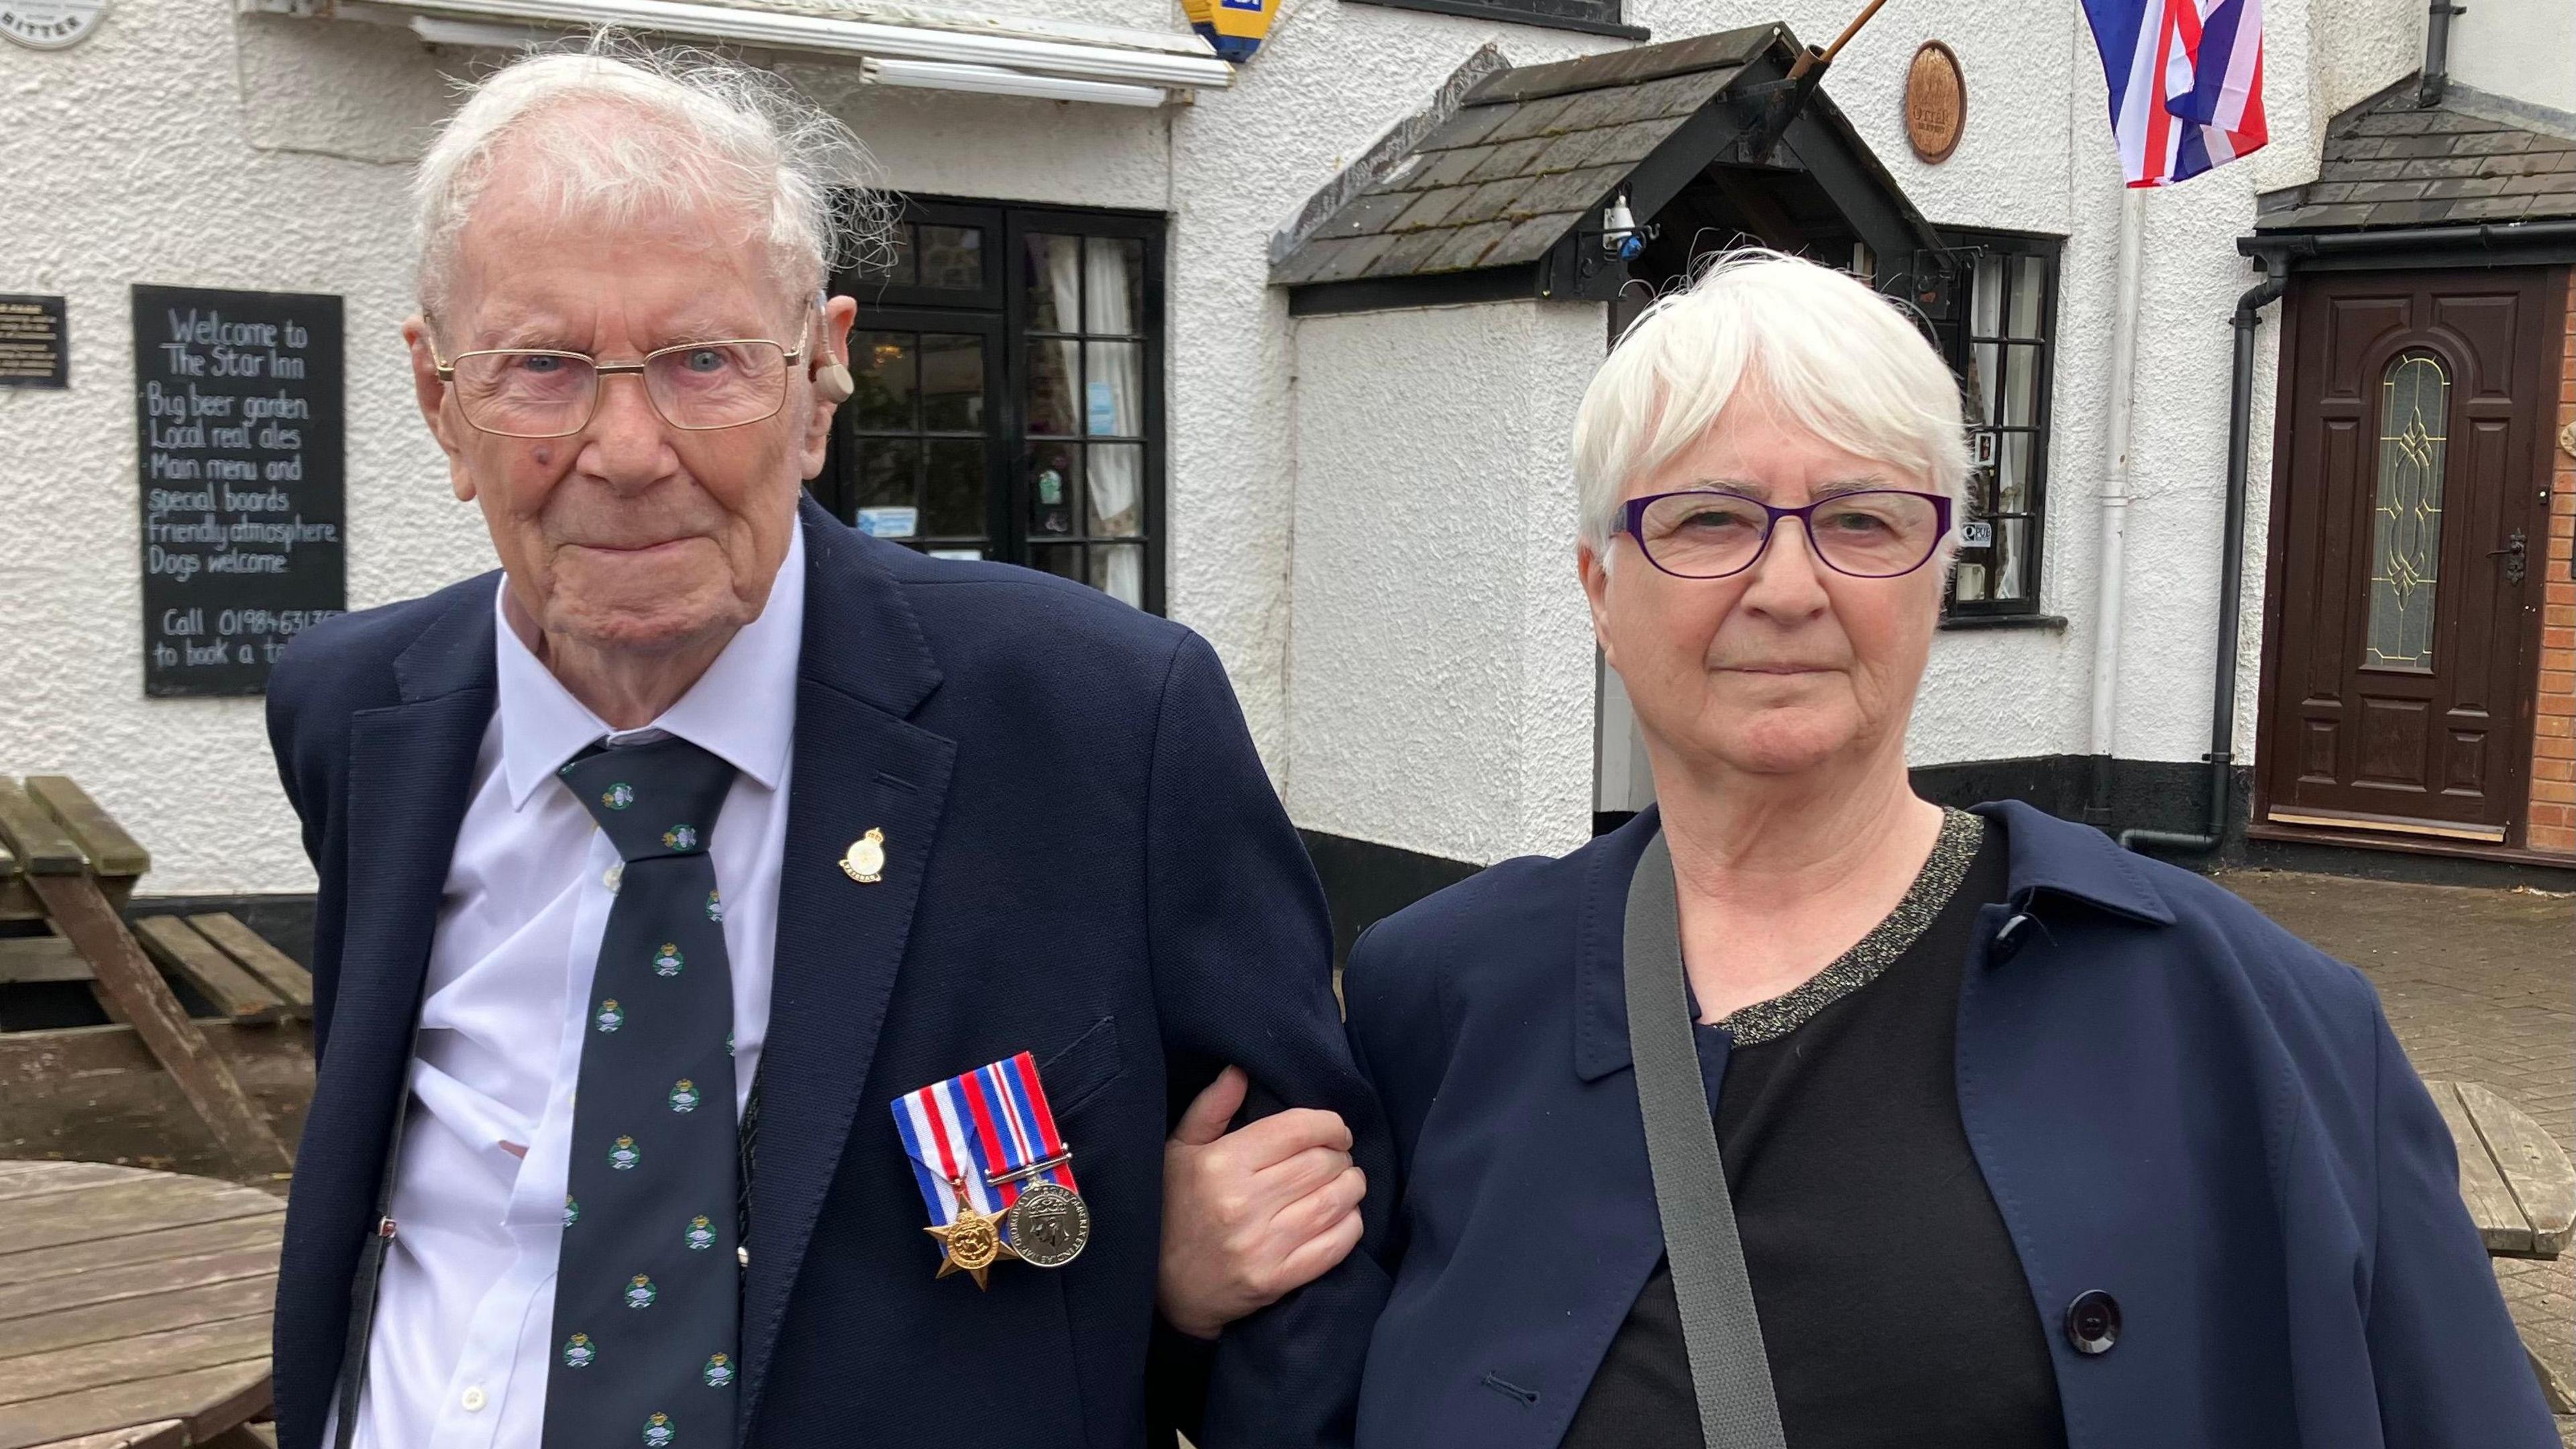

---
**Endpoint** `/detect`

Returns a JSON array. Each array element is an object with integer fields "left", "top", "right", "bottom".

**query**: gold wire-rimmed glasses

[{"left": 430, "top": 311, "right": 814, "bottom": 439}]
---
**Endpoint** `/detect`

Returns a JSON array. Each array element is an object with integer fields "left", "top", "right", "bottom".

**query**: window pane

[
  {"left": 1030, "top": 543, "right": 1085, "bottom": 585},
  {"left": 849, "top": 332, "right": 916, "bottom": 431},
  {"left": 1992, "top": 519, "right": 2030, "bottom": 602},
  {"left": 2367, "top": 352, "right": 2449, "bottom": 669},
  {"left": 1970, "top": 340, "right": 2001, "bottom": 425},
  {"left": 2002, "top": 343, "right": 2038, "bottom": 428},
  {"left": 1953, "top": 557, "right": 1989, "bottom": 602},
  {"left": 1087, "top": 443, "right": 1143, "bottom": 536},
  {"left": 918, "top": 225, "right": 984, "bottom": 290},
  {"left": 924, "top": 439, "right": 984, "bottom": 538},
  {"left": 918, "top": 333, "right": 984, "bottom": 431},
  {"left": 1030, "top": 443, "right": 1081, "bottom": 538},
  {"left": 1026, "top": 233, "right": 1081, "bottom": 332},
  {"left": 859, "top": 223, "right": 916, "bottom": 286},
  {"left": 1084, "top": 341, "right": 1141, "bottom": 437},
  {"left": 1085, "top": 237, "right": 1144, "bottom": 333},
  {"left": 854, "top": 437, "right": 919, "bottom": 509},
  {"left": 1091, "top": 544, "right": 1144, "bottom": 607},
  {"left": 1998, "top": 432, "right": 2033, "bottom": 513},
  {"left": 1026, "top": 338, "right": 1079, "bottom": 436},
  {"left": 2008, "top": 256, "right": 2047, "bottom": 339},
  {"left": 1972, "top": 254, "right": 2004, "bottom": 337}
]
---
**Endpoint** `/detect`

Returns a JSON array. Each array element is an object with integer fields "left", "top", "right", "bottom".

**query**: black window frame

[
  {"left": 820, "top": 195, "right": 1169, "bottom": 616},
  {"left": 1340, "top": 0, "right": 1647, "bottom": 42},
  {"left": 1931, "top": 228, "right": 2062, "bottom": 621}
]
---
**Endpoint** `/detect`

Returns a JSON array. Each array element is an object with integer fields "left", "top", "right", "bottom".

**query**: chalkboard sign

[{"left": 132, "top": 284, "right": 346, "bottom": 696}]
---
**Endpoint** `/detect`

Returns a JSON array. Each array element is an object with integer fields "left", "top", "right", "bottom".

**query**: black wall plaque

[
  {"left": 133, "top": 284, "right": 346, "bottom": 696},
  {"left": 0, "top": 294, "right": 67, "bottom": 388}
]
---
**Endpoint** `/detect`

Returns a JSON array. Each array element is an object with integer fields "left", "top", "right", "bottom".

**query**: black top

[{"left": 1562, "top": 813, "right": 2067, "bottom": 1449}]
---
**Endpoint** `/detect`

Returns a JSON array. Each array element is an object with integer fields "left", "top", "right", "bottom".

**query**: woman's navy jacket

[{"left": 1341, "top": 801, "right": 2557, "bottom": 1449}]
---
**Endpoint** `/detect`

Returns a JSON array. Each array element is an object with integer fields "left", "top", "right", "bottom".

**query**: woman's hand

[{"left": 1155, "top": 1065, "right": 1368, "bottom": 1340}]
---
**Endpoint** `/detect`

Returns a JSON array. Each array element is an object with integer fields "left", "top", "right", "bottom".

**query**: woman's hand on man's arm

[{"left": 1156, "top": 1065, "right": 1370, "bottom": 1340}]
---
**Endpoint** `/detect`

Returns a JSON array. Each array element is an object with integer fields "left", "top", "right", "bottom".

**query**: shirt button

[
  {"left": 461, "top": 1386, "right": 488, "bottom": 1412},
  {"left": 603, "top": 863, "right": 624, "bottom": 894}
]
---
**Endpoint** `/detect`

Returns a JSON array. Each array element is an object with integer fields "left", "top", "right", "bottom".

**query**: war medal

[
  {"left": 840, "top": 827, "right": 886, "bottom": 884},
  {"left": 922, "top": 1175, "right": 1018, "bottom": 1289},
  {"left": 1003, "top": 1178, "right": 1091, "bottom": 1268}
]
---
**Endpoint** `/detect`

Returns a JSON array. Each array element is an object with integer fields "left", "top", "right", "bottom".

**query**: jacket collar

[{"left": 1572, "top": 797, "right": 2176, "bottom": 1083}]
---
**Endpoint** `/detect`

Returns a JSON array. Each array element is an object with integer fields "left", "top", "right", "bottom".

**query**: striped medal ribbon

[{"left": 892, "top": 1052, "right": 1091, "bottom": 1285}]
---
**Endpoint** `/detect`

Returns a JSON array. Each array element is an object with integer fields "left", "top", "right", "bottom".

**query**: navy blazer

[
  {"left": 265, "top": 498, "right": 1391, "bottom": 1449},
  {"left": 1342, "top": 803, "right": 2556, "bottom": 1449}
]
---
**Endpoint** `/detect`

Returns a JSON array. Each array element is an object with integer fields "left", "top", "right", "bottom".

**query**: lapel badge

[{"left": 841, "top": 827, "right": 887, "bottom": 884}]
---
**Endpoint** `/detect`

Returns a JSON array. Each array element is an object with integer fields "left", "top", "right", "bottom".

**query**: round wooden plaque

[{"left": 1905, "top": 41, "right": 1967, "bottom": 164}]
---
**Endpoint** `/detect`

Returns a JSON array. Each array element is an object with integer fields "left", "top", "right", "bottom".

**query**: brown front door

[{"left": 2259, "top": 266, "right": 2563, "bottom": 843}]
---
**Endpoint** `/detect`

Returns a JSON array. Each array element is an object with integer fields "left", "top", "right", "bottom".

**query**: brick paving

[{"left": 2223, "top": 868, "right": 2575, "bottom": 1440}]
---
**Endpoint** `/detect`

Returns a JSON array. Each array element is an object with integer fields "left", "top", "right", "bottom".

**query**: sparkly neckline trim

[{"left": 1709, "top": 808, "right": 1986, "bottom": 1047}]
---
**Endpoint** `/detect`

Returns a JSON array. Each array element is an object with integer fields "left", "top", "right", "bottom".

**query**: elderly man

[{"left": 266, "top": 45, "right": 1382, "bottom": 1449}]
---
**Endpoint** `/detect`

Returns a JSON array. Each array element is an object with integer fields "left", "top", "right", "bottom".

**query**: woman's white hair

[
  {"left": 1572, "top": 249, "right": 1973, "bottom": 555},
  {"left": 413, "top": 32, "right": 888, "bottom": 321}
]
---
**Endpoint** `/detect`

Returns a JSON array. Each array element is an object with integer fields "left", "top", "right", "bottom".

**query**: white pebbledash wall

[{"left": 0, "top": 0, "right": 2447, "bottom": 891}]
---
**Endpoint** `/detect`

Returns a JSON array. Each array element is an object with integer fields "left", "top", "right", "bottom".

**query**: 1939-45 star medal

[{"left": 924, "top": 1175, "right": 1018, "bottom": 1289}]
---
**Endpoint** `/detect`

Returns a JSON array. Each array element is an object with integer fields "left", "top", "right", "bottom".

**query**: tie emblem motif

[{"left": 544, "top": 736, "right": 743, "bottom": 1448}]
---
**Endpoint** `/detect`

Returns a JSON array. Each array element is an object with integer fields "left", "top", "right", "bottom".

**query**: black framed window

[
  {"left": 1931, "top": 231, "right": 2060, "bottom": 617},
  {"left": 820, "top": 197, "right": 1166, "bottom": 614}
]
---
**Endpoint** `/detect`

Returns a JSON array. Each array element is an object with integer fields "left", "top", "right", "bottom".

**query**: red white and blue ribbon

[{"left": 892, "top": 1051, "right": 1079, "bottom": 1233}]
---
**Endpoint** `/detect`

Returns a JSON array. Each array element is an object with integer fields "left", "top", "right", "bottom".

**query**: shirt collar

[{"left": 496, "top": 525, "right": 806, "bottom": 809}]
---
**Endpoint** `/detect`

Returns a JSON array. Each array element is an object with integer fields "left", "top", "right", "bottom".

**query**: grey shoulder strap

[{"left": 1622, "top": 828, "right": 1789, "bottom": 1449}]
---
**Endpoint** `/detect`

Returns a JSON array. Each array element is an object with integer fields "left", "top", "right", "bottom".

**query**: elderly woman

[{"left": 1188, "top": 252, "right": 2556, "bottom": 1449}]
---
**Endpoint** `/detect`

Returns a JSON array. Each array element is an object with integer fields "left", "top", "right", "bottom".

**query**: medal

[
  {"left": 923, "top": 1174, "right": 1019, "bottom": 1289},
  {"left": 1003, "top": 1179, "right": 1091, "bottom": 1268},
  {"left": 892, "top": 1050, "right": 1089, "bottom": 1283}
]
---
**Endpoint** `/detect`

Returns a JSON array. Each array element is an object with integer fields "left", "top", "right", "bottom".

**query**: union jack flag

[{"left": 2083, "top": 0, "right": 2269, "bottom": 186}]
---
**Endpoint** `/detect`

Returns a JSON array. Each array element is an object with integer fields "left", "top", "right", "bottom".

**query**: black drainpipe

[
  {"left": 2418, "top": 0, "right": 2464, "bottom": 109},
  {"left": 2118, "top": 254, "right": 2288, "bottom": 857}
]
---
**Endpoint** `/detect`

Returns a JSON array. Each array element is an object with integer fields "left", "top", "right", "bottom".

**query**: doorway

[{"left": 2257, "top": 266, "right": 2565, "bottom": 845}]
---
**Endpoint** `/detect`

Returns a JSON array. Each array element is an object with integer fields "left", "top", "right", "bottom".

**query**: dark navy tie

[{"left": 545, "top": 735, "right": 743, "bottom": 1449}]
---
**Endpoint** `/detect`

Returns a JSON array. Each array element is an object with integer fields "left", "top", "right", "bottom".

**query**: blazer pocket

[{"left": 1035, "top": 1014, "right": 1124, "bottom": 1120}]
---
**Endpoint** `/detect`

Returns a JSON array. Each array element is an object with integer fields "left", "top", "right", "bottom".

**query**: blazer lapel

[
  {"left": 741, "top": 501, "right": 955, "bottom": 1420},
  {"left": 315, "top": 581, "right": 498, "bottom": 1222}
]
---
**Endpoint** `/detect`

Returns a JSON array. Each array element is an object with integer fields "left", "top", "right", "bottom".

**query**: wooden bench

[
  {"left": 2428, "top": 1079, "right": 2576, "bottom": 1414},
  {"left": 0, "top": 777, "right": 293, "bottom": 1179},
  {"left": 0, "top": 1161, "right": 282, "bottom": 1449}
]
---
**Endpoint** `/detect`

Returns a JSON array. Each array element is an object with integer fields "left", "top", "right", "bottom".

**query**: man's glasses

[
  {"left": 1618, "top": 489, "right": 1954, "bottom": 580},
  {"left": 431, "top": 313, "right": 813, "bottom": 439}
]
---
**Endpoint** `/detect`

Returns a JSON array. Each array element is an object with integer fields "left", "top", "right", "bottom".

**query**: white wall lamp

[{"left": 858, "top": 56, "right": 1167, "bottom": 107}]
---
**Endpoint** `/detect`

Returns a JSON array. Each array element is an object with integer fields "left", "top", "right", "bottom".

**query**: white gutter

[
  {"left": 356, "top": 0, "right": 1235, "bottom": 89},
  {"left": 2088, "top": 188, "right": 2145, "bottom": 776}
]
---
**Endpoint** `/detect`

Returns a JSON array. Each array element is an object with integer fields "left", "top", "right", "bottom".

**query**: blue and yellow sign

[{"left": 1181, "top": 0, "right": 1275, "bottom": 63}]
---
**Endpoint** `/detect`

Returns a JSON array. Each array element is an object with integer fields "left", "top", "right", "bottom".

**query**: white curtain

[{"left": 1041, "top": 236, "right": 1142, "bottom": 608}]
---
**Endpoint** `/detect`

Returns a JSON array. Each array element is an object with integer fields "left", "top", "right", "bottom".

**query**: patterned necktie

[{"left": 547, "top": 735, "right": 743, "bottom": 1449}]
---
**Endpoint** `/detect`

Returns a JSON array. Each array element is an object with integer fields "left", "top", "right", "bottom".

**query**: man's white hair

[
  {"left": 1572, "top": 250, "right": 1973, "bottom": 554},
  {"left": 413, "top": 34, "right": 885, "bottom": 321}
]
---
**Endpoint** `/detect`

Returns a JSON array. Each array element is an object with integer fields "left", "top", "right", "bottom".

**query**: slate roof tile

[
  {"left": 1487, "top": 213, "right": 1581, "bottom": 266},
  {"left": 2257, "top": 74, "right": 2576, "bottom": 232},
  {"left": 1417, "top": 106, "right": 1515, "bottom": 152},
  {"left": 1389, "top": 186, "right": 1475, "bottom": 231},
  {"left": 1360, "top": 227, "right": 1457, "bottom": 278},
  {"left": 1424, "top": 220, "right": 1519, "bottom": 272},
  {"left": 1413, "top": 146, "right": 1499, "bottom": 191},
  {"left": 1461, "top": 136, "right": 1555, "bottom": 184},
  {"left": 1482, "top": 93, "right": 1585, "bottom": 144}
]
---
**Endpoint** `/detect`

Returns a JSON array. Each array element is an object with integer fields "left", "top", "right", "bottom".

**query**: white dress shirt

[{"left": 331, "top": 531, "right": 804, "bottom": 1449}]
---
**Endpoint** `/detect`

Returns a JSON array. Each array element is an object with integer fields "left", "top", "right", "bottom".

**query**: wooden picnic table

[
  {"left": 0, "top": 1162, "right": 281, "bottom": 1449},
  {"left": 2428, "top": 1079, "right": 2576, "bottom": 1414}
]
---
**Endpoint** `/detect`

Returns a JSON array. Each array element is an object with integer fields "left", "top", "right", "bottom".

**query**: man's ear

[
  {"left": 400, "top": 315, "right": 476, "bottom": 502},
  {"left": 797, "top": 294, "right": 859, "bottom": 479}
]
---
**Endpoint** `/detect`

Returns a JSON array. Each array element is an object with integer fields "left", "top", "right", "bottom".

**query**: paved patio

[{"left": 2222, "top": 868, "right": 2574, "bottom": 1441}]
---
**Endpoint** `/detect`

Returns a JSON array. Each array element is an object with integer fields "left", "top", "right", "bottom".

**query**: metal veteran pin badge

[{"left": 840, "top": 827, "right": 885, "bottom": 883}]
